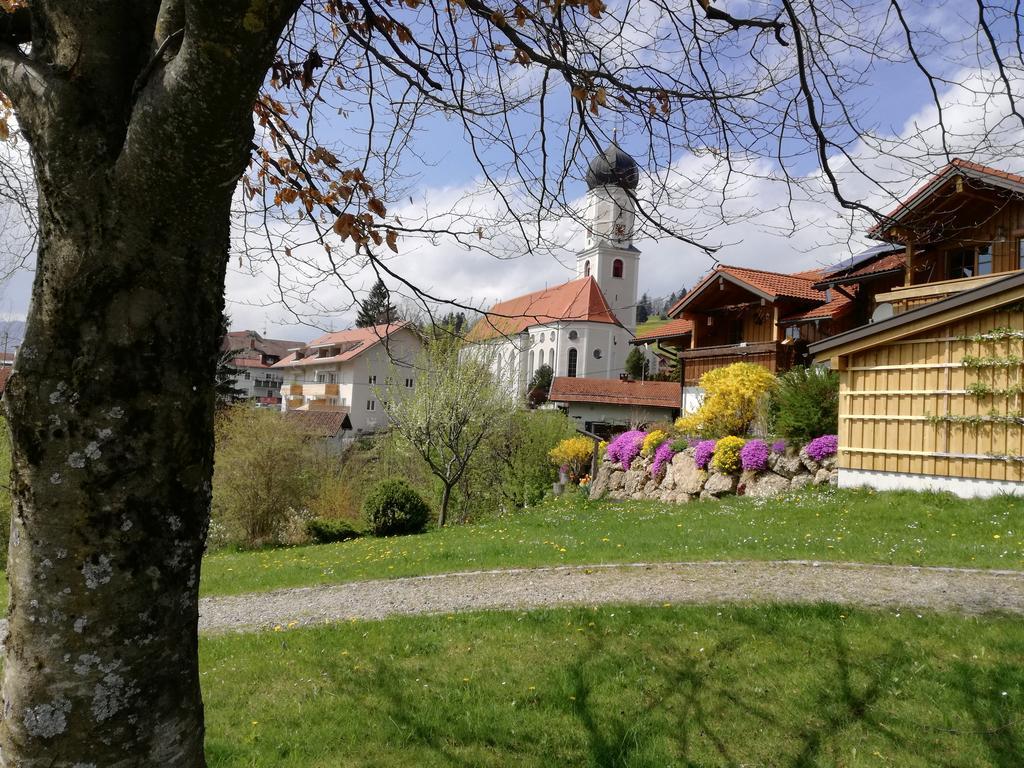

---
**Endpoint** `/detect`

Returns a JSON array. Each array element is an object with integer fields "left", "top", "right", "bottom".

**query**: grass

[
  {"left": 199, "top": 487, "right": 1024, "bottom": 598},
  {"left": 202, "top": 603, "right": 1024, "bottom": 767}
]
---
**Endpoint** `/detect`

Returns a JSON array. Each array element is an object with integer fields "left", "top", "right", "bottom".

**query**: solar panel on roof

[{"left": 821, "top": 243, "right": 902, "bottom": 277}]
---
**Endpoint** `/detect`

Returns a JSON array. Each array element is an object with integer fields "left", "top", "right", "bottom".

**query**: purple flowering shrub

[
  {"left": 771, "top": 439, "right": 787, "bottom": 454},
  {"left": 605, "top": 430, "right": 647, "bottom": 470},
  {"left": 805, "top": 434, "right": 838, "bottom": 462},
  {"left": 651, "top": 441, "right": 676, "bottom": 477},
  {"left": 693, "top": 440, "right": 716, "bottom": 470},
  {"left": 739, "top": 439, "right": 770, "bottom": 471}
]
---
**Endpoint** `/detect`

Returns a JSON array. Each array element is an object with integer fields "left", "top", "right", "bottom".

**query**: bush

[
  {"left": 212, "top": 406, "right": 320, "bottom": 549},
  {"left": 805, "top": 435, "right": 839, "bottom": 462},
  {"left": 740, "top": 439, "right": 770, "bottom": 471},
  {"left": 693, "top": 439, "right": 716, "bottom": 470},
  {"left": 641, "top": 429, "right": 669, "bottom": 456},
  {"left": 712, "top": 436, "right": 746, "bottom": 474},
  {"left": 650, "top": 441, "right": 676, "bottom": 477},
  {"left": 548, "top": 436, "right": 595, "bottom": 480},
  {"left": 306, "top": 518, "right": 362, "bottom": 544},
  {"left": 605, "top": 430, "right": 646, "bottom": 470},
  {"left": 771, "top": 366, "right": 839, "bottom": 442},
  {"left": 363, "top": 480, "right": 431, "bottom": 537},
  {"left": 675, "top": 362, "right": 777, "bottom": 437}
]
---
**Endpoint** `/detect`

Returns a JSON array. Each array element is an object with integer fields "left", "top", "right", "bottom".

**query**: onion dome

[{"left": 585, "top": 142, "right": 640, "bottom": 191}]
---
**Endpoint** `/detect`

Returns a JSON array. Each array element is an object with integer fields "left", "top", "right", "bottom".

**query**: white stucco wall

[{"left": 839, "top": 468, "right": 1024, "bottom": 498}]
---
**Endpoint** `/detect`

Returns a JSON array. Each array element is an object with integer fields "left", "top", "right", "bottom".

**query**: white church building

[{"left": 465, "top": 142, "right": 655, "bottom": 401}]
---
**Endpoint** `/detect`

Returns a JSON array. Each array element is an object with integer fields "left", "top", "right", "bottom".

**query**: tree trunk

[
  {"left": 0, "top": 162, "right": 232, "bottom": 765},
  {"left": 439, "top": 483, "right": 452, "bottom": 528}
]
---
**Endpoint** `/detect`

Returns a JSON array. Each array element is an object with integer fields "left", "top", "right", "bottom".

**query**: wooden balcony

[
  {"left": 875, "top": 273, "right": 1007, "bottom": 315},
  {"left": 285, "top": 382, "right": 339, "bottom": 398},
  {"left": 679, "top": 341, "right": 798, "bottom": 386}
]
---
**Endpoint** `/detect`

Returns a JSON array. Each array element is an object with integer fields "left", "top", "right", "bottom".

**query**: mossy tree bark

[{"left": 0, "top": 2, "right": 300, "bottom": 763}]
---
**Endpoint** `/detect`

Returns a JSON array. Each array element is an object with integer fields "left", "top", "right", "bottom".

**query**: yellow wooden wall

[{"left": 839, "top": 305, "right": 1024, "bottom": 481}]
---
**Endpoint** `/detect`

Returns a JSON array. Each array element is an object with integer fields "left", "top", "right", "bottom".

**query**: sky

[{"left": 0, "top": 2, "right": 1022, "bottom": 342}]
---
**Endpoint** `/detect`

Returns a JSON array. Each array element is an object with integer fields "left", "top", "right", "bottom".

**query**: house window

[
  {"left": 405, "top": 378, "right": 413, "bottom": 388},
  {"left": 567, "top": 348, "right": 578, "bottom": 378},
  {"left": 1019, "top": 239, "right": 1024, "bottom": 270},
  {"left": 367, "top": 400, "right": 375, "bottom": 411},
  {"left": 947, "top": 248, "right": 975, "bottom": 279},
  {"left": 612, "top": 259, "right": 624, "bottom": 278},
  {"left": 243, "top": 371, "right": 250, "bottom": 380},
  {"left": 368, "top": 375, "right": 377, "bottom": 385},
  {"left": 316, "top": 372, "right": 327, "bottom": 383},
  {"left": 785, "top": 325, "right": 801, "bottom": 340},
  {"left": 584, "top": 260, "right": 591, "bottom": 276},
  {"left": 977, "top": 245, "right": 993, "bottom": 276}
]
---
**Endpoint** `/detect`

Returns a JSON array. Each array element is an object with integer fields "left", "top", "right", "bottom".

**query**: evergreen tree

[
  {"left": 526, "top": 363, "right": 554, "bottom": 406},
  {"left": 636, "top": 292, "right": 651, "bottom": 324},
  {"left": 625, "top": 347, "right": 650, "bottom": 380},
  {"left": 215, "top": 314, "right": 246, "bottom": 406},
  {"left": 356, "top": 279, "right": 398, "bottom": 327}
]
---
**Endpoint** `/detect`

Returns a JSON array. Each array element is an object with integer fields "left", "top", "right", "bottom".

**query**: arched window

[
  {"left": 548, "top": 349, "right": 554, "bottom": 368},
  {"left": 567, "top": 348, "right": 578, "bottom": 378},
  {"left": 612, "top": 259, "right": 624, "bottom": 278},
  {"left": 584, "top": 260, "right": 591, "bottom": 276},
  {"left": 528, "top": 350, "right": 535, "bottom": 374}
]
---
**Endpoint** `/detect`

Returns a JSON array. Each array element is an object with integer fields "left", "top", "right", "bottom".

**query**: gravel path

[{"left": 198, "top": 560, "right": 1024, "bottom": 635}]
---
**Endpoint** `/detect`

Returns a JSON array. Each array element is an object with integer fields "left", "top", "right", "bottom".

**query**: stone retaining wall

[{"left": 589, "top": 446, "right": 837, "bottom": 502}]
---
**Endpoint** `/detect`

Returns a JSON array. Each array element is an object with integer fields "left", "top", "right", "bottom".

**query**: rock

[
  {"left": 608, "top": 470, "right": 625, "bottom": 490},
  {"left": 814, "top": 468, "right": 831, "bottom": 486},
  {"left": 669, "top": 451, "right": 707, "bottom": 494},
  {"left": 798, "top": 446, "right": 821, "bottom": 474},
  {"left": 660, "top": 471, "right": 676, "bottom": 491},
  {"left": 699, "top": 490, "right": 716, "bottom": 501},
  {"left": 588, "top": 465, "right": 612, "bottom": 499},
  {"left": 624, "top": 468, "right": 646, "bottom": 496},
  {"left": 703, "top": 471, "right": 737, "bottom": 497},
  {"left": 643, "top": 479, "right": 659, "bottom": 495},
  {"left": 790, "top": 473, "right": 813, "bottom": 490},
  {"left": 773, "top": 452, "right": 803, "bottom": 478},
  {"left": 829, "top": 469, "right": 839, "bottom": 486},
  {"left": 821, "top": 455, "right": 838, "bottom": 471},
  {"left": 745, "top": 472, "right": 790, "bottom": 498}
]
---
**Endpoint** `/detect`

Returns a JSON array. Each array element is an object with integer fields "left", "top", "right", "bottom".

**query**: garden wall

[{"left": 589, "top": 445, "right": 837, "bottom": 503}]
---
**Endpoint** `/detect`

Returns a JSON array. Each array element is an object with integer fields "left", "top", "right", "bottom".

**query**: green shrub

[
  {"left": 771, "top": 366, "right": 839, "bottom": 442},
  {"left": 363, "top": 480, "right": 431, "bottom": 537},
  {"left": 306, "top": 518, "right": 361, "bottom": 544}
]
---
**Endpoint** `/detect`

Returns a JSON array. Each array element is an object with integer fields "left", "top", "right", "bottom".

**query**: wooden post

[
  {"left": 905, "top": 239, "right": 915, "bottom": 287},
  {"left": 590, "top": 437, "right": 599, "bottom": 479}
]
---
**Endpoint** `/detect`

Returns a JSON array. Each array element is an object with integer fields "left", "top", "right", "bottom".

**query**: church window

[
  {"left": 549, "top": 331, "right": 555, "bottom": 341},
  {"left": 568, "top": 330, "right": 579, "bottom": 341},
  {"left": 612, "top": 259, "right": 624, "bottom": 278},
  {"left": 528, "top": 351, "right": 535, "bottom": 373},
  {"left": 548, "top": 349, "right": 554, "bottom": 367},
  {"left": 584, "top": 260, "right": 591, "bottom": 276},
  {"left": 567, "top": 348, "right": 578, "bottom": 378},
  {"left": 592, "top": 348, "right": 603, "bottom": 360}
]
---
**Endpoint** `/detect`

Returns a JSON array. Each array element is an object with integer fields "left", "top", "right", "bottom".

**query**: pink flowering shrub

[
  {"left": 693, "top": 440, "right": 716, "bottom": 470},
  {"left": 805, "top": 434, "right": 838, "bottom": 462},
  {"left": 651, "top": 441, "right": 676, "bottom": 477},
  {"left": 739, "top": 439, "right": 769, "bottom": 471},
  {"left": 605, "top": 430, "right": 647, "bottom": 470}
]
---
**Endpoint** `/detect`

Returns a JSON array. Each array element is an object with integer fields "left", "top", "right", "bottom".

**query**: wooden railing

[
  {"left": 875, "top": 273, "right": 1007, "bottom": 315},
  {"left": 679, "top": 341, "right": 797, "bottom": 386}
]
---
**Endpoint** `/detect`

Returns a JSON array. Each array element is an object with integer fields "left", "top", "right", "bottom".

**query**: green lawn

[
  {"left": 199, "top": 488, "right": 1024, "bottom": 598},
  {"left": 202, "top": 603, "right": 1024, "bottom": 767}
]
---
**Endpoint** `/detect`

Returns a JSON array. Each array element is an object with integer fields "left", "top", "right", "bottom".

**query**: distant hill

[{"left": 0, "top": 320, "right": 25, "bottom": 353}]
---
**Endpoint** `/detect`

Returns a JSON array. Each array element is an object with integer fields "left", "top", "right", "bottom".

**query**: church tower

[{"left": 576, "top": 141, "right": 641, "bottom": 334}]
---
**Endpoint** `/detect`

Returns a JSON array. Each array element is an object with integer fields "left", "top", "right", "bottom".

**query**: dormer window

[{"left": 612, "top": 259, "right": 624, "bottom": 278}]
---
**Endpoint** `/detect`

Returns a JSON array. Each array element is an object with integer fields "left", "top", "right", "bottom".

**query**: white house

[
  {"left": 273, "top": 322, "right": 421, "bottom": 432},
  {"left": 465, "top": 141, "right": 652, "bottom": 401}
]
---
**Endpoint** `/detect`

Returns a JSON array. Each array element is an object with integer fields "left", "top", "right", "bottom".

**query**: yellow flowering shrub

[
  {"left": 641, "top": 429, "right": 668, "bottom": 456},
  {"left": 711, "top": 436, "right": 746, "bottom": 474},
  {"left": 548, "top": 436, "right": 595, "bottom": 480},
  {"left": 675, "top": 362, "right": 777, "bottom": 437}
]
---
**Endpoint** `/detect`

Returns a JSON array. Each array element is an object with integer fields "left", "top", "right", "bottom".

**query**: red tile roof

[
  {"left": 872, "top": 158, "right": 1024, "bottom": 236},
  {"left": 548, "top": 377, "right": 681, "bottom": 409},
  {"left": 222, "top": 331, "right": 302, "bottom": 359},
  {"left": 632, "top": 317, "right": 694, "bottom": 343},
  {"left": 779, "top": 289, "right": 854, "bottom": 323},
  {"left": 669, "top": 265, "right": 822, "bottom": 316},
  {"left": 273, "top": 323, "right": 411, "bottom": 368},
  {"left": 284, "top": 409, "right": 352, "bottom": 436},
  {"left": 466, "top": 277, "right": 621, "bottom": 343}
]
